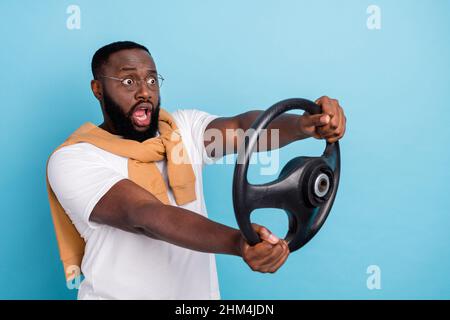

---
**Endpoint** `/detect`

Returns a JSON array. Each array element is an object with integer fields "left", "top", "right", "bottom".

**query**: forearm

[
  {"left": 237, "top": 110, "right": 309, "bottom": 150},
  {"left": 133, "top": 202, "right": 242, "bottom": 256}
]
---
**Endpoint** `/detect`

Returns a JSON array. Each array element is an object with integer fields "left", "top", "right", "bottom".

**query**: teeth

[{"left": 134, "top": 107, "right": 150, "bottom": 122}]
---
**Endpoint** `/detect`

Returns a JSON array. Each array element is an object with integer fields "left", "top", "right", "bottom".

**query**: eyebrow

[{"left": 119, "top": 66, "right": 157, "bottom": 73}]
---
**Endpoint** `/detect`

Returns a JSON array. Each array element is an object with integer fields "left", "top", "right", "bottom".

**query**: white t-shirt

[{"left": 47, "top": 109, "right": 220, "bottom": 300}]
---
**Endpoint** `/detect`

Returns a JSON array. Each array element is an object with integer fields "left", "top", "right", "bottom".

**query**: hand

[
  {"left": 240, "top": 223, "right": 290, "bottom": 273},
  {"left": 298, "top": 96, "right": 347, "bottom": 143}
]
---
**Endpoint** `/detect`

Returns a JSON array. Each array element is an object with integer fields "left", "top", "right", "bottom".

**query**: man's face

[{"left": 99, "top": 48, "right": 161, "bottom": 142}]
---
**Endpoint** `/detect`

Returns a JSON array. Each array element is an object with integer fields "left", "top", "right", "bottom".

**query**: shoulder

[
  {"left": 47, "top": 143, "right": 114, "bottom": 187},
  {"left": 47, "top": 142, "right": 125, "bottom": 204},
  {"left": 169, "top": 108, "right": 218, "bottom": 141},
  {"left": 48, "top": 143, "right": 108, "bottom": 168},
  {"left": 170, "top": 108, "right": 219, "bottom": 140},
  {"left": 170, "top": 109, "right": 219, "bottom": 129},
  {"left": 168, "top": 109, "right": 220, "bottom": 165}
]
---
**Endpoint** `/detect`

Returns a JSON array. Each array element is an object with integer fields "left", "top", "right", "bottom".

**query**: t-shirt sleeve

[
  {"left": 172, "top": 109, "right": 221, "bottom": 166},
  {"left": 47, "top": 144, "right": 126, "bottom": 231}
]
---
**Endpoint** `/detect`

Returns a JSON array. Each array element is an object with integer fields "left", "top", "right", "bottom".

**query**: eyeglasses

[{"left": 100, "top": 74, "right": 164, "bottom": 91}]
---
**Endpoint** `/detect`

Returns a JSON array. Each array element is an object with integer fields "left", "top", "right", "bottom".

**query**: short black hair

[{"left": 91, "top": 41, "right": 150, "bottom": 79}]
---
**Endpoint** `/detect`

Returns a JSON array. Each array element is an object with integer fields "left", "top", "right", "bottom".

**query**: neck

[{"left": 99, "top": 121, "right": 117, "bottom": 135}]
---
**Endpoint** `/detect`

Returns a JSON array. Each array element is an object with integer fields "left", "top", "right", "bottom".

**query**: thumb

[
  {"left": 303, "top": 113, "right": 330, "bottom": 127},
  {"left": 252, "top": 224, "right": 279, "bottom": 244}
]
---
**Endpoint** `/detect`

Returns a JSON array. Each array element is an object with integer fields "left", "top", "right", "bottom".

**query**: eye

[
  {"left": 121, "top": 78, "right": 134, "bottom": 86},
  {"left": 147, "top": 77, "right": 157, "bottom": 85}
]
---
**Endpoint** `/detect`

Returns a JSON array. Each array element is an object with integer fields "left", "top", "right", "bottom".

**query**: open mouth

[{"left": 131, "top": 103, "right": 152, "bottom": 127}]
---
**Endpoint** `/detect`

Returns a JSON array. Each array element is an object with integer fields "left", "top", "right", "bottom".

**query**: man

[{"left": 47, "top": 41, "right": 346, "bottom": 300}]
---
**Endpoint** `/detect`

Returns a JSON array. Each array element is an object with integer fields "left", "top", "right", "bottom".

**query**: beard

[{"left": 102, "top": 90, "right": 160, "bottom": 142}]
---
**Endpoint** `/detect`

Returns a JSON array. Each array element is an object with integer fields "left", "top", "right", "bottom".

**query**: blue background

[{"left": 0, "top": 0, "right": 449, "bottom": 299}]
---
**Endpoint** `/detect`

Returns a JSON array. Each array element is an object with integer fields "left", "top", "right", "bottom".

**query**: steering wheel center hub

[{"left": 314, "top": 173, "right": 330, "bottom": 197}]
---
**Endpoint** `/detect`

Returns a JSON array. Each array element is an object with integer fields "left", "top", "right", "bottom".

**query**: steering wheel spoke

[
  {"left": 244, "top": 176, "right": 298, "bottom": 211},
  {"left": 284, "top": 206, "right": 318, "bottom": 251}
]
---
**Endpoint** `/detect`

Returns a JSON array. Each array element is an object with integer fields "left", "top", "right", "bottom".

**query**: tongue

[
  {"left": 132, "top": 107, "right": 151, "bottom": 127},
  {"left": 134, "top": 108, "right": 146, "bottom": 117}
]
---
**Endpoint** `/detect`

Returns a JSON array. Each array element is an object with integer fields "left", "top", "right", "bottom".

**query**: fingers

[
  {"left": 245, "top": 244, "right": 273, "bottom": 267},
  {"left": 327, "top": 110, "right": 346, "bottom": 143},
  {"left": 266, "top": 241, "right": 290, "bottom": 273},
  {"left": 256, "top": 240, "right": 290, "bottom": 273},
  {"left": 254, "top": 241, "right": 284, "bottom": 265},
  {"left": 303, "top": 113, "right": 330, "bottom": 127},
  {"left": 253, "top": 240, "right": 290, "bottom": 273},
  {"left": 314, "top": 96, "right": 346, "bottom": 142},
  {"left": 317, "top": 108, "right": 341, "bottom": 139},
  {"left": 242, "top": 224, "right": 290, "bottom": 273},
  {"left": 298, "top": 113, "right": 326, "bottom": 139},
  {"left": 315, "top": 96, "right": 337, "bottom": 117},
  {"left": 328, "top": 107, "right": 346, "bottom": 142},
  {"left": 251, "top": 223, "right": 279, "bottom": 245},
  {"left": 243, "top": 236, "right": 290, "bottom": 273}
]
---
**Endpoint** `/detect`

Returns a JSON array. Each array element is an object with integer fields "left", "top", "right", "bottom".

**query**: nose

[{"left": 135, "top": 80, "right": 152, "bottom": 101}]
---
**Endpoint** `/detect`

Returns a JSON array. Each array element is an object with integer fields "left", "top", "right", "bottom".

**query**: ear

[{"left": 91, "top": 79, "right": 103, "bottom": 101}]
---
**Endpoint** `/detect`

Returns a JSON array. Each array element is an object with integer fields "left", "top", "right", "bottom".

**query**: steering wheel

[{"left": 232, "top": 98, "right": 341, "bottom": 252}]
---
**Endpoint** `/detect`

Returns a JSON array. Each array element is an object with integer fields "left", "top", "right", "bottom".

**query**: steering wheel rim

[{"left": 232, "top": 98, "right": 341, "bottom": 252}]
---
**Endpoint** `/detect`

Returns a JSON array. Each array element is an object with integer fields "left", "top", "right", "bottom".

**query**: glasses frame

[{"left": 100, "top": 73, "right": 165, "bottom": 90}]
